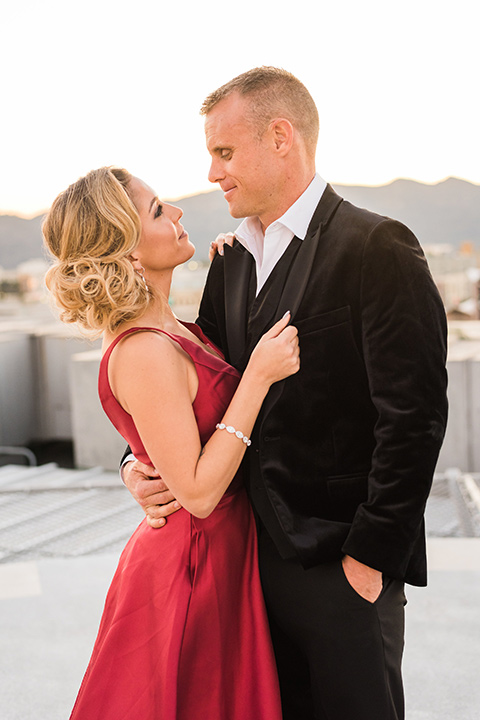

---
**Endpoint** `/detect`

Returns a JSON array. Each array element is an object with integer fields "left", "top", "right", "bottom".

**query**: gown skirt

[{"left": 69, "top": 324, "right": 282, "bottom": 720}]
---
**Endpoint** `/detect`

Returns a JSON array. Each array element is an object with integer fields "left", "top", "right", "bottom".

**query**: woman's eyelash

[{"left": 154, "top": 204, "right": 163, "bottom": 219}]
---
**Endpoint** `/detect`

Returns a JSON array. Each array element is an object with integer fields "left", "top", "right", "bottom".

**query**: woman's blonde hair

[{"left": 43, "top": 167, "right": 150, "bottom": 336}]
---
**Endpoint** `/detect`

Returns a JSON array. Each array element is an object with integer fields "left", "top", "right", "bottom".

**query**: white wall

[
  {"left": 0, "top": 332, "right": 35, "bottom": 445},
  {"left": 436, "top": 341, "right": 480, "bottom": 472},
  {"left": 0, "top": 323, "right": 101, "bottom": 447},
  {"left": 69, "top": 350, "right": 127, "bottom": 471},
  {"left": 31, "top": 328, "right": 101, "bottom": 440}
]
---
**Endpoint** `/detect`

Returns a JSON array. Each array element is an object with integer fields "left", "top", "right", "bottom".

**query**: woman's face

[{"left": 128, "top": 176, "right": 195, "bottom": 274}]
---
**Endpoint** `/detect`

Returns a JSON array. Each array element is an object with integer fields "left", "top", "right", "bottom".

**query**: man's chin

[{"left": 225, "top": 202, "right": 245, "bottom": 219}]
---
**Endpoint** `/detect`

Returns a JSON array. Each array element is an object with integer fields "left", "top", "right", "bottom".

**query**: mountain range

[{"left": 1, "top": 177, "right": 479, "bottom": 270}]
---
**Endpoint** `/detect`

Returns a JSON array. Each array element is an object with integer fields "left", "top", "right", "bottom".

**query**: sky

[{"left": 1, "top": 0, "right": 478, "bottom": 216}]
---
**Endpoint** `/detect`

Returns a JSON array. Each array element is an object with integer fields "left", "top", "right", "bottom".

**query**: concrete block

[
  {"left": 32, "top": 328, "right": 101, "bottom": 441},
  {"left": 469, "top": 354, "right": 480, "bottom": 472},
  {"left": 69, "top": 350, "right": 126, "bottom": 471},
  {"left": 0, "top": 332, "right": 35, "bottom": 445},
  {"left": 437, "top": 356, "right": 470, "bottom": 471}
]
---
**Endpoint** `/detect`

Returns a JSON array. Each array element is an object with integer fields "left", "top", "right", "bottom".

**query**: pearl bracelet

[{"left": 216, "top": 422, "right": 252, "bottom": 446}]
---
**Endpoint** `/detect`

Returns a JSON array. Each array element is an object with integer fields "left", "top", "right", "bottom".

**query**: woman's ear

[{"left": 127, "top": 254, "right": 143, "bottom": 273}]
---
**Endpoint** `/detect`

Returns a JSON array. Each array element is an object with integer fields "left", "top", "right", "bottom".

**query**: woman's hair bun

[{"left": 43, "top": 167, "right": 150, "bottom": 336}]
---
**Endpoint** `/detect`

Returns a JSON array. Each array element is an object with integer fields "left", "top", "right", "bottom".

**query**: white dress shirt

[{"left": 234, "top": 173, "right": 327, "bottom": 294}]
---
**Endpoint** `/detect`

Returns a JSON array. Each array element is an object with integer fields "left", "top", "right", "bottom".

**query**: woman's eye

[{"left": 154, "top": 204, "right": 163, "bottom": 219}]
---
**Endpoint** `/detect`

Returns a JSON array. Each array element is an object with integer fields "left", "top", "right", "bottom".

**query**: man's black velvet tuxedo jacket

[{"left": 196, "top": 185, "right": 448, "bottom": 587}]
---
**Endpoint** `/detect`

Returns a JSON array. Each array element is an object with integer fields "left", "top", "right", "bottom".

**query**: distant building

[{"left": 425, "top": 244, "right": 480, "bottom": 318}]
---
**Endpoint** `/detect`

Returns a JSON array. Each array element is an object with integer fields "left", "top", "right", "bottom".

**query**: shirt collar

[
  {"left": 276, "top": 173, "right": 327, "bottom": 240},
  {"left": 235, "top": 173, "right": 327, "bottom": 247}
]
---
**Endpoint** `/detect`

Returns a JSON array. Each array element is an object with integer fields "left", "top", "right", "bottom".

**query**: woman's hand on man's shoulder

[{"left": 209, "top": 233, "right": 235, "bottom": 262}]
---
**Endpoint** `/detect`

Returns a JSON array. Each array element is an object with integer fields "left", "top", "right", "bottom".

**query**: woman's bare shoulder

[
  {"left": 110, "top": 328, "right": 186, "bottom": 370},
  {"left": 107, "top": 328, "right": 194, "bottom": 411}
]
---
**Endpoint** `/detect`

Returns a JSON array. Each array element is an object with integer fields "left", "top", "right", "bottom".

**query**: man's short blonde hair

[{"left": 200, "top": 66, "right": 319, "bottom": 155}]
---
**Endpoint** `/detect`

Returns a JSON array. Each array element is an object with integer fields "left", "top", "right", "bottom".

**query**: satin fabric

[{"left": 69, "top": 324, "right": 281, "bottom": 720}]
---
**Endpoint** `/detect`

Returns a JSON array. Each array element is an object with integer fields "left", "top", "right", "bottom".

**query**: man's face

[{"left": 205, "top": 93, "right": 279, "bottom": 225}]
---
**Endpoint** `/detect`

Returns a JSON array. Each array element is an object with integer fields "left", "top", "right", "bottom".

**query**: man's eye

[
  {"left": 154, "top": 204, "right": 163, "bottom": 219},
  {"left": 220, "top": 150, "right": 232, "bottom": 159}
]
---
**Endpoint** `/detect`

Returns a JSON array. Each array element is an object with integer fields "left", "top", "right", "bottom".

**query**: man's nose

[{"left": 208, "top": 158, "right": 223, "bottom": 185}]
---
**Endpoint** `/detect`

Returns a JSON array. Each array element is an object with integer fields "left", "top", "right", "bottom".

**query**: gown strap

[
  {"left": 102, "top": 326, "right": 195, "bottom": 366},
  {"left": 100, "top": 327, "right": 238, "bottom": 397},
  {"left": 99, "top": 327, "right": 202, "bottom": 425}
]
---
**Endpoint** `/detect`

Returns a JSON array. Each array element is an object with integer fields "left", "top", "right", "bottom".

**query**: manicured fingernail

[
  {"left": 173, "top": 501, "right": 180, "bottom": 508},
  {"left": 282, "top": 310, "right": 291, "bottom": 318}
]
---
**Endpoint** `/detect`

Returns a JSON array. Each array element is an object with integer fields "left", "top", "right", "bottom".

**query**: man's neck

[{"left": 257, "top": 171, "right": 316, "bottom": 234}]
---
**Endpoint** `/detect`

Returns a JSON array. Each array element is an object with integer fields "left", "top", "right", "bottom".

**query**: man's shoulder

[
  {"left": 331, "top": 193, "right": 414, "bottom": 241},
  {"left": 336, "top": 194, "right": 392, "bottom": 227},
  {"left": 314, "top": 184, "right": 393, "bottom": 237}
]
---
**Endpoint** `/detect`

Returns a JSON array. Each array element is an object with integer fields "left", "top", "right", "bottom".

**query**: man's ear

[{"left": 270, "top": 118, "right": 294, "bottom": 156}]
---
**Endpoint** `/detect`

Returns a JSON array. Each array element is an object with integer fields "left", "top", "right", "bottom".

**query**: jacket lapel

[
  {"left": 273, "top": 184, "right": 343, "bottom": 325},
  {"left": 223, "top": 184, "right": 343, "bottom": 376},
  {"left": 223, "top": 240, "right": 254, "bottom": 367},
  {"left": 259, "top": 185, "right": 344, "bottom": 417},
  {"left": 245, "top": 184, "right": 344, "bottom": 349}
]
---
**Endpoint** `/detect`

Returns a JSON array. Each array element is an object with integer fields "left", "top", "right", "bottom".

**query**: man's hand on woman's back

[{"left": 122, "top": 460, "right": 181, "bottom": 528}]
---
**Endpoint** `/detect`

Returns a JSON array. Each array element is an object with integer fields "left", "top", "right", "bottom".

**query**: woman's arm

[{"left": 110, "top": 315, "right": 299, "bottom": 518}]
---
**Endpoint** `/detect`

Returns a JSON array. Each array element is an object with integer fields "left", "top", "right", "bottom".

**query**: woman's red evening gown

[{"left": 69, "top": 323, "right": 282, "bottom": 720}]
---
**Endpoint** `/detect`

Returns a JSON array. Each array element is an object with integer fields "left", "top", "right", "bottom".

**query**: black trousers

[{"left": 258, "top": 526, "right": 407, "bottom": 720}]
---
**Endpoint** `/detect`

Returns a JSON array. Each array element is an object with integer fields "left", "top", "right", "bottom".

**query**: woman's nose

[{"left": 167, "top": 203, "right": 183, "bottom": 222}]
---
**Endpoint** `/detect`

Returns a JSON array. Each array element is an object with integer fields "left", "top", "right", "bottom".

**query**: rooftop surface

[{"left": 0, "top": 464, "right": 479, "bottom": 719}]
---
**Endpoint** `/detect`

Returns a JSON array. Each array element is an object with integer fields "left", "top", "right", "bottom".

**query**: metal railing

[{"left": 0, "top": 446, "right": 37, "bottom": 466}]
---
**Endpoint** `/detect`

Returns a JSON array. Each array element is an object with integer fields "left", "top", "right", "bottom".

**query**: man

[{"left": 123, "top": 67, "right": 448, "bottom": 719}]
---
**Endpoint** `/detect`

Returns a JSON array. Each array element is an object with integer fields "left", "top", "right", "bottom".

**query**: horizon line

[{"left": 1, "top": 174, "right": 478, "bottom": 219}]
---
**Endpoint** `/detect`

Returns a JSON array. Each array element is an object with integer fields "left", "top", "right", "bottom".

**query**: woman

[{"left": 43, "top": 167, "right": 299, "bottom": 719}]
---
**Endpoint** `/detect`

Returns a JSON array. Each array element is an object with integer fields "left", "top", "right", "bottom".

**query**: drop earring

[{"left": 136, "top": 266, "right": 149, "bottom": 293}]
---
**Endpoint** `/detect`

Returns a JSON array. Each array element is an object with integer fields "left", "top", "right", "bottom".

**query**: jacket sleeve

[{"left": 342, "top": 218, "right": 448, "bottom": 577}]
